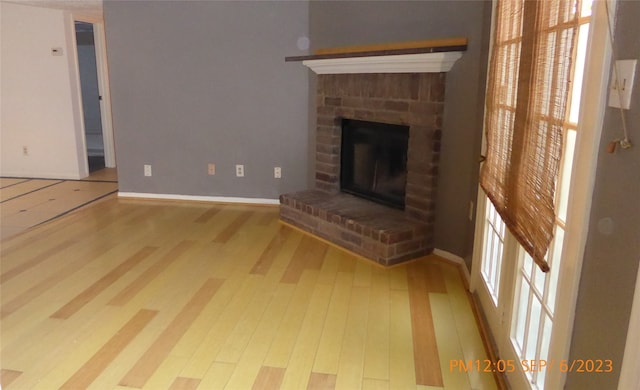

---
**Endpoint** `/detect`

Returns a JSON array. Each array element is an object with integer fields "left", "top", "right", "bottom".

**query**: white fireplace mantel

[{"left": 301, "top": 51, "right": 464, "bottom": 75}]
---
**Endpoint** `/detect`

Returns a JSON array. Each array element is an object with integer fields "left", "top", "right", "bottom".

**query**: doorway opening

[{"left": 75, "top": 21, "right": 104, "bottom": 172}]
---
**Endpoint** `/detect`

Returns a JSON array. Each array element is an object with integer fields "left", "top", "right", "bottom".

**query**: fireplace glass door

[{"left": 340, "top": 119, "right": 409, "bottom": 209}]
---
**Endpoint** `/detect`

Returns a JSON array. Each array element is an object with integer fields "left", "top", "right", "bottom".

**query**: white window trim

[
  {"left": 618, "top": 262, "right": 640, "bottom": 389},
  {"left": 545, "top": 0, "right": 616, "bottom": 388}
]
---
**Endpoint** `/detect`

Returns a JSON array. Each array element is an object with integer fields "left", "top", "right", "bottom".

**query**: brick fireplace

[{"left": 280, "top": 43, "right": 464, "bottom": 265}]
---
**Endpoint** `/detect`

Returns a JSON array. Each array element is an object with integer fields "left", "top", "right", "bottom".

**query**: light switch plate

[{"left": 609, "top": 59, "right": 637, "bottom": 109}]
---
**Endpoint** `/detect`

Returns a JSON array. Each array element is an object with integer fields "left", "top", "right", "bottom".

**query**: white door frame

[
  {"left": 545, "top": 1, "right": 614, "bottom": 387},
  {"left": 72, "top": 18, "right": 116, "bottom": 171},
  {"left": 618, "top": 260, "right": 640, "bottom": 389},
  {"left": 92, "top": 22, "right": 116, "bottom": 168},
  {"left": 470, "top": 0, "right": 615, "bottom": 388}
]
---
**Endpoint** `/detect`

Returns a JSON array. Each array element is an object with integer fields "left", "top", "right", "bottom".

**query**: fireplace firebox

[{"left": 340, "top": 119, "right": 409, "bottom": 209}]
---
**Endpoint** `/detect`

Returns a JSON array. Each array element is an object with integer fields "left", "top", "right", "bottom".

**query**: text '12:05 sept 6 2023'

[{"left": 449, "top": 359, "right": 614, "bottom": 374}]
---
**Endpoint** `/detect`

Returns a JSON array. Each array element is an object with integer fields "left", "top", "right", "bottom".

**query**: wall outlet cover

[{"left": 235, "top": 164, "right": 244, "bottom": 177}]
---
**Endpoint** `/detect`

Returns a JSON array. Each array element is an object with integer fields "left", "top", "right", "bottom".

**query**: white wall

[{"left": 0, "top": 2, "right": 88, "bottom": 179}]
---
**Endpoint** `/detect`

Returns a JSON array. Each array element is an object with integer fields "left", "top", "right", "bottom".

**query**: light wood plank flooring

[
  {"left": 0, "top": 169, "right": 118, "bottom": 240},
  {"left": 0, "top": 195, "right": 498, "bottom": 389}
]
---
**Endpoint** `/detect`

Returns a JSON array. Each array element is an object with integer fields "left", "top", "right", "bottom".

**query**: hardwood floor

[
  {"left": 0, "top": 196, "right": 498, "bottom": 389},
  {"left": 0, "top": 168, "right": 118, "bottom": 240}
]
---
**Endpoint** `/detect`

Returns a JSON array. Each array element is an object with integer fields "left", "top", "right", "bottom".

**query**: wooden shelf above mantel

[{"left": 285, "top": 37, "right": 467, "bottom": 74}]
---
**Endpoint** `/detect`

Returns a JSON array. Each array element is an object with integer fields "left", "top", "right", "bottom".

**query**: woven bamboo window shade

[{"left": 481, "top": 0, "right": 581, "bottom": 272}]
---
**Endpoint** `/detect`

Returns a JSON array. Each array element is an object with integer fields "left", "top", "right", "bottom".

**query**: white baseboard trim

[
  {"left": 118, "top": 192, "right": 280, "bottom": 205},
  {"left": 618, "top": 263, "right": 640, "bottom": 390},
  {"left": 1, "top": 172, "right": 83, "bottom": 180},
  {"left": 433, "top": 248, "right": 471, "bottom": 285}
]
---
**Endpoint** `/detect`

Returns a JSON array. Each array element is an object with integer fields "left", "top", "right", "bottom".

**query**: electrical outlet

[
  {"left": 274, "top": 167, "right": 281, "bottom": 179},
  {"left": 144, "top": 164, "right": 152, "bottom": 177},
  {"left": 22, "top": 146, "right": 28, "bottom": 156},
  {"left": 235, "top": 164, "right": 244, "bottom": 177},
  {"left": 208, "top": 163, "right": 216, "bottom": 175}
]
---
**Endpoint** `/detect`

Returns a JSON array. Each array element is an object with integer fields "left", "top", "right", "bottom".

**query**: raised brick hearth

[
  {"left": 280, "top": 191, "right": 431, "bottom": 265},
  {"left": 280, "top": 72, "right": 447, "bottom": 265}
]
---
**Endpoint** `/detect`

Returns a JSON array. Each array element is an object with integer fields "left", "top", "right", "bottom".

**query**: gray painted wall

[
  {"left": 104, "top": 1, "right": 310, "bottom": 199},
  {"left": 567, "top": 1, "right": 640, "bottom": 388},
  {"left": 309, "top": 1, "right": 491, "bottom": 262}
]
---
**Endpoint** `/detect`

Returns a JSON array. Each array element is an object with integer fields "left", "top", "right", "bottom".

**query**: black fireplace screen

[{"left": 340, "top": 118, "right": 409, "bottom": 209}]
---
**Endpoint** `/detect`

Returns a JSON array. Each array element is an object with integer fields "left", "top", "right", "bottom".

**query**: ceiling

[{"left": 4, "top": 0, "right": 103, "bottom": 23}]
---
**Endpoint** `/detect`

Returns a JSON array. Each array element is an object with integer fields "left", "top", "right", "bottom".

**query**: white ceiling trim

[{"left": 3, "top": 0, "right": 103, "bottom": 23}]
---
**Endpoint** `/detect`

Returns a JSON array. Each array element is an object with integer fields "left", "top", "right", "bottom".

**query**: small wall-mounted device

[
  {"left": 608, "top": 59, "right": 637, "bottom": 109},
  {"left": 51, "top": 47, "right": 63, "bottom": 56}
]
